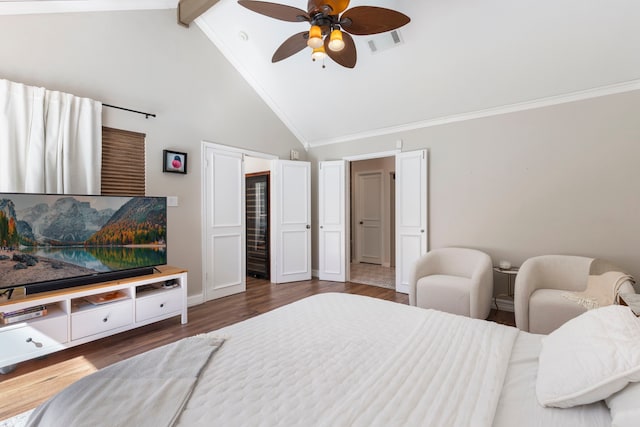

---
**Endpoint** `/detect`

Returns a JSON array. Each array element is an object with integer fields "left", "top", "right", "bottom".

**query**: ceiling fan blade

[
  {"left": 325, "top": 32, "right": 356, "bottom": 68},
  {"left": 307, "top": 0, "right": 350, "bottom": 15},
  {"left": 272, "top": 32, "right": 309, "bottom": 62},
  {"left": 238, "top": 0, "right": 310, "bottom": 22},
  {"left": 341, "top": 6, "right": 410, "bottom": 35}
]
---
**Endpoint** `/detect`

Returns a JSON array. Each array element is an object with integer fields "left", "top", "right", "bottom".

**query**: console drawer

[
  {"left": 0, "top": 315, "right": 68, "bottom": 364},
  {"left": 136, "top": 289, "right": 182, "bottom": 322},
  {"left": 71, "top": 300, "right": 133, "bottom": 341}
]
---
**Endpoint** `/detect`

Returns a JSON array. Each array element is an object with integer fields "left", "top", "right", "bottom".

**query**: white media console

[{"left": 0, "top": 266, "right": 187, "bottom": 373}]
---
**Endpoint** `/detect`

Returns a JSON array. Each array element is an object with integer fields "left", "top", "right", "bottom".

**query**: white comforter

[
  {"left": 178, "top": 293, "right": 517, "bottom": 426},
  {"left": 29, "top": 293, "right": 612, "bottom": 426}
]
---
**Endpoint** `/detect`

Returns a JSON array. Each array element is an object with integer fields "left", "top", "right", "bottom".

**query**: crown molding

[
  {"left": 0, "top": 0, "right": 177, "bottom": 15},
  {"left": 307, "top": 79, "right": 640, "bottom": 148}
]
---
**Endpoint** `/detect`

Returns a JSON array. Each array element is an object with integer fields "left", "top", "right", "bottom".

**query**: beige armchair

[
  {"left": 514, "top": 255, "right": 636, "bottom": 334},
  {"left": 409, "top": 247, "right": 494, "bottom": 319}
]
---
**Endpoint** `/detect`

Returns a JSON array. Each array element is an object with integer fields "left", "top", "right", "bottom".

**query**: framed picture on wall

[{"left": 163, "top": 150, "right": 187, "bottom": 174}]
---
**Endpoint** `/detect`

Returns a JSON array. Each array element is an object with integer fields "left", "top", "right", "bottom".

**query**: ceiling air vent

[{"left": 367, "top": 30, "right": 403, "bottom": 54}]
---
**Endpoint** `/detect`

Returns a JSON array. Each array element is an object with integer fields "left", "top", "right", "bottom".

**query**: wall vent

[{"left": 366, "top": 30, "right": 404, "bottom": 54}]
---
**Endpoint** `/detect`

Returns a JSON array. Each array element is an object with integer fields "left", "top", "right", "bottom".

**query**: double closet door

[{"left": 203, "top": 143, "right": 312, "bottom": 302}]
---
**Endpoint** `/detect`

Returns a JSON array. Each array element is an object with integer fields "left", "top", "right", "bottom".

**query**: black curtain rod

[{"left": 103, "top": 103, "right": 156, "bottom": 119}]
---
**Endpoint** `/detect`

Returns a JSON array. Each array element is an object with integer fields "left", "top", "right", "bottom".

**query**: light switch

[{"left": 167, "top": 196, "right": 179, "bottom": 207}]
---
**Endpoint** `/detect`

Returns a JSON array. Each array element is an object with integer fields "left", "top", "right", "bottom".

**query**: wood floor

[{"left": 0, "top": 277, "right": 515, "bottom": 421}]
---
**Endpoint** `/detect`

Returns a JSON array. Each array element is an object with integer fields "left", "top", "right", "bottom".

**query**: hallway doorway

[
  {"left": 350, "top": 156, "right": 395, "bottom": 289},
  {"left": 318, "top": 149, "right": 427, "bottom": 294}
]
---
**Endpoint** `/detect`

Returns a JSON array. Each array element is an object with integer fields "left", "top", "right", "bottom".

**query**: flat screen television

[{"left": 0, "top": 193, "right": 167, "bottom": 297}]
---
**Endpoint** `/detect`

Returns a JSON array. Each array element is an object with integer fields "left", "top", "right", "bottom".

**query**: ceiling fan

[{"left": 237, "top": 0, "right": 410, "bottom": 68}]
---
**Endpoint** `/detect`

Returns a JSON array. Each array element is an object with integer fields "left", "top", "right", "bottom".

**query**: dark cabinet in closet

[{"left": 246, "top": 173, "right": 270, "bottom": 279}]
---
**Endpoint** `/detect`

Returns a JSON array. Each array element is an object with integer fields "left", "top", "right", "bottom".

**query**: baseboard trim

[
  {"left": 187, "top": 293, "right": 204, "bottom": 307},
  {"left": 492, "top": 296, "right": 514, "bottom": 312}
]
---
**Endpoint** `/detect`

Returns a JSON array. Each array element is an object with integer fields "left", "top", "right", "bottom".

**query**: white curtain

[{"left": 0, "top": 78, "right": 102, "bottom": 195}]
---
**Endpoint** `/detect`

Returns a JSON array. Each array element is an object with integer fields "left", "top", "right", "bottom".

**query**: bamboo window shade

[{"left": 101, "top": 127, "right": 146, "bottom": 196}]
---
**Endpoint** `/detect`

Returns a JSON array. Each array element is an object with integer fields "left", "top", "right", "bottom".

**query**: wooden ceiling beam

[{"left": 177, "top": 0, "right": 220, "bottom": 27}]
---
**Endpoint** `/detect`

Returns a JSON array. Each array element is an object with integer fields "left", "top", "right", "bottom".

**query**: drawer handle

[
  {"left": 26, "top": 337, "right": 43, "bottom": 348},
  {"left": 160, "top": 303, "right": 165, "bottom": 308},
  {"left": 102, "top": 316, "right": 109, "bottom": 323}
]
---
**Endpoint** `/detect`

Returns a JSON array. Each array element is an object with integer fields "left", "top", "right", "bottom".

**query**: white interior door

[
  {"left": 395, "top": 150, "right": 428, "bottom": 293},
  {"left": 203, "top": 147, "right": 245, "bottom": 300},
  {"left": 356, "top": 171, "right": 383, "bottom": 265},
  {"left": 272, "top": 160, "right": 311, "bottom": 283},
  {"left": 318, "top": 160, "right": 348, "bottom": 282}
]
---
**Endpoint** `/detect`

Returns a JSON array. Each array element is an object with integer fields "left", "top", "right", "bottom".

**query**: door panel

[
  {"left": 395, "top": 150, "right": 428, "bottom": 293},
  {"left": 357, "top": 171, "right": 383, "bottom": 265},
  {"left": 322, "top": 231, "right": 343, "bottom": 274},
  {"left": 318, "top": 160, "right": 347, "bottom": 282},
  {"left": 281, "top": 164, "right": 309, "bottom": 223},
  {"left": 397, "top": 234, "right": 421, "bottom": 291},
  {"left": 213, "top": 156, "right": 242, "bottom": 226},
  {"left": 204, "top": 147, "right": 246, "bottom": 300},
  {"left": 212, "top": 234, "right": 242, "bottom": 287},
  {"left": 273, "top": 160, "right": 311, "bottom": 283},
  {"left": 282, "top": 230, "right": 309, "bottom": 274}
]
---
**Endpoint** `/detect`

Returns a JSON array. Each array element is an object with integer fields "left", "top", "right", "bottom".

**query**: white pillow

[
  {"left": 606, "top": 382, "right": 640, "bottom": 427},
  {"left": 536, "top": 305, "right": 640, "bottom": 408}
]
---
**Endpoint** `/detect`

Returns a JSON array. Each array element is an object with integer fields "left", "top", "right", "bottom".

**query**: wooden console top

[{"left": 0, "top": 265, "right": 187, "bottom": 307}]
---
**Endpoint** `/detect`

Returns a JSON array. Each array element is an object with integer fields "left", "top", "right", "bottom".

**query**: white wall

[
  {"left": 309, "top": 90, "right": 640, "bottom": 294},
  {"left": 245, "top": 157, "right": 272, "bottom": 174},
  {"left": 0, "top": 9, "right": 303, "bottom": 298}
]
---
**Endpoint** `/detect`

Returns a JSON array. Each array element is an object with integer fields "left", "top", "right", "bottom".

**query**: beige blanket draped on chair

[{"left": 563, "top": 259, "right": 635, "bottom": 310}]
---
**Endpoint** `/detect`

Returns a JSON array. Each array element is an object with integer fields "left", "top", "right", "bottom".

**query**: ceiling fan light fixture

[
  {"left": 328, "top": 29, "right": 345, "bottom": 52},
  {"left": 238, "top": 0, "right": 411, "bottom": 68},
  {"left": 307, "top": 25, "right": 323, "bottom": 48},
  {"left": 311, "top": 45, "right": 327, "bottom": 61}
]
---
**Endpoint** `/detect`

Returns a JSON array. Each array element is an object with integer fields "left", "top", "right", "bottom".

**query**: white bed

[{"left": 27, "top": 293, "right": 631, "bottom": 426}]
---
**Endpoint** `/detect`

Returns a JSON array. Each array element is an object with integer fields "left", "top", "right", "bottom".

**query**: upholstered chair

[
  {"left": 514, "top": 255, "right": 636, "bottom": 334},
  {"left": 409, "top": 247, "right": 494, "bottom": 319}
]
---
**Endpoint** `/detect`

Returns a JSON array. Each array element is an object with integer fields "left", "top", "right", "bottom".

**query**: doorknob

[
  {"left": 320, "top": 225, "right": 323, "bottom": 229},
  {"left": 306, "top": 224, "right": 311, "bottom": 229},
  {"left": 359, "top": 221, "right": 363, "bottom": 225},
  {"left": 421, "top": 229, "right": 425, "bottom": 233}
]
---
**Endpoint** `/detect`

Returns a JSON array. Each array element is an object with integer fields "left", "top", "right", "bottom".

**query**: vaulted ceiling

[{"left": 3, "top": 0, "right": 640, "bottom": 148}]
